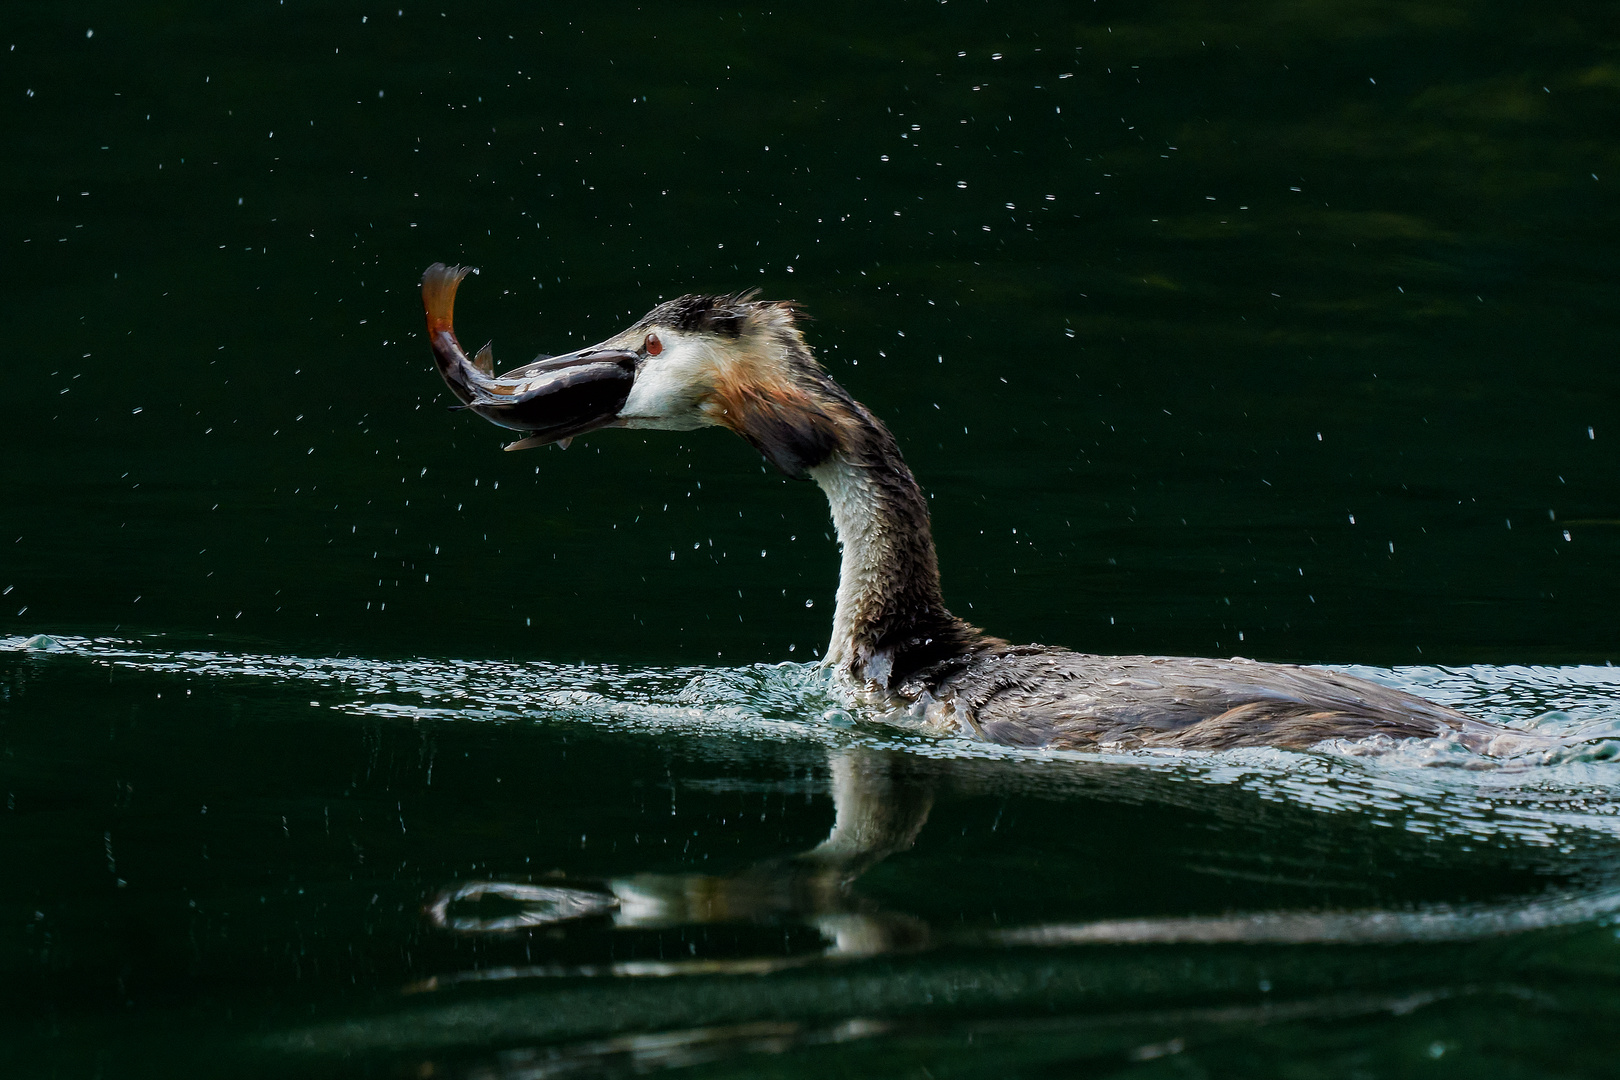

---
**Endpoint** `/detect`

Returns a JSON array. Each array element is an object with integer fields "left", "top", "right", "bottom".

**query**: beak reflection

[{"left": 426, "top": 880, "right": 620, "bottom": 934}]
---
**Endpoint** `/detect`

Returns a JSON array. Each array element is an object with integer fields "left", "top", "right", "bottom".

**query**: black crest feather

[{"left": 633, "top": 290, "right": 763, "bottom": 338}]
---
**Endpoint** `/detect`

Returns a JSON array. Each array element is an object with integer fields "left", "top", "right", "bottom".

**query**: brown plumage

[
  {"left": 424, "top": 268, "right": 1540, "bottom": 755},
  {"left": 900, "top": 646, "right": 1520, "bottom": 752}
]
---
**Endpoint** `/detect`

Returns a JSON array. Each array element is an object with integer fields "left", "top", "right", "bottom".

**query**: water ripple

[{"left": 8, "top": 635, "right": 1620, "bottom": 850}]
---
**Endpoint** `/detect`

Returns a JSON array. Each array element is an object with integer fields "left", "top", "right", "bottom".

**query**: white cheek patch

[
  {"left": 620, "top": 366, "right": 689, "bottom": 416},
  {"left": 617, "top": 341, "right": 719, "bottom": 431}
]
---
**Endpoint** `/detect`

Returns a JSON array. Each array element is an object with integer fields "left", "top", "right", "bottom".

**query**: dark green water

[{"left": 5, "top": 2, "right": 1620, "bottom": 1076}]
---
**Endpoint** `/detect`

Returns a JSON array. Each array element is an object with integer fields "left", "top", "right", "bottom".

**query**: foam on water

[{"left": 8, "top": 634, "right": 1620, "bottom": 852}]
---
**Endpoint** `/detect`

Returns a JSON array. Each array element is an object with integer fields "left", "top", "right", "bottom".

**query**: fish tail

[
  {"left": 421, "top": 263, "right": 472, "bottom": 337},
  {"left": 421, "top": 263, "right": 481, "bottom": 406}
]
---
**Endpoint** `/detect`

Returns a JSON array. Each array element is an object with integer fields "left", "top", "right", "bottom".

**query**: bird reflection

[
  {"left": 420, "top": 748, "right": 935, "bottom": 982},
  {"left": 611, "top": 746, "right": 933, "bottom": 954},
  {"left": 419, "top": 745, "right": 1620, "bottom": 991}
]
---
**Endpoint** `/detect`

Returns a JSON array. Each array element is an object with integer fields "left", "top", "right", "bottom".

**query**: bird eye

[{"left": 644, "top": 333, "right": 663, "bottom": 357}]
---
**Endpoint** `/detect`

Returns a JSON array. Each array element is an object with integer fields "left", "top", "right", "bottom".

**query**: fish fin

[
  {"left": 505, "top": 434, "right": 552, "bottom": 452},
  {"left": 503, "top": 434, "right": 575, "bottom": 452},
  {"left": 557, "top": 436, "right": 573, "bottom": 450},
  {"left": 421, "top": 263, "right": 474, "bottom": 337},
  {"left": 473, "top": 341, "right": 495, "bottom": 376}
]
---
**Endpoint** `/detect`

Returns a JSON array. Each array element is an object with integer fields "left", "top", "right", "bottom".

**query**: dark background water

[{"left": 4, "top": 1, "right": 1620, "bottom": 1076}]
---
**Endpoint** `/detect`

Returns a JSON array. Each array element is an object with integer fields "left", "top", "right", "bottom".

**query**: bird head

[{"left": 423, "top": 265, "right": 848, "bottom": 476}]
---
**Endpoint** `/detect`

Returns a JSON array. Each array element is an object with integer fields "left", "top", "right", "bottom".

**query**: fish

[{"left": 420, "top": 263, "right": 637, "bottom": 451}]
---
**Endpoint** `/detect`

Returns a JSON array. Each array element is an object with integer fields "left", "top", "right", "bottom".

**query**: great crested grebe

[{"left": 422, "top": 263, "right": 1531, "bottom": 755}]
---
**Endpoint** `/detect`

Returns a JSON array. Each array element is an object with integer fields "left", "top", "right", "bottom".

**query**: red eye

[{"left": 644, "top": 333, "right": 663, "bottom": 356}]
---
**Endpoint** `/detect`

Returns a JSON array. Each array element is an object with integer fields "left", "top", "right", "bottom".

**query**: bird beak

[{"left": 422, "top": 263, "right": 637, "bottom": 450}]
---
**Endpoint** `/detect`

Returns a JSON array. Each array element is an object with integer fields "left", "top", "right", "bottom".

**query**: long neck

[{"left": 806, "top": 403, "right": 982, "bottom": 689}]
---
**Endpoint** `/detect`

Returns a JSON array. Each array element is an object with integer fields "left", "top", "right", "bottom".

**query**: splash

[{"left": 7, "top": 634, "right": 1620, "bottom": 850}]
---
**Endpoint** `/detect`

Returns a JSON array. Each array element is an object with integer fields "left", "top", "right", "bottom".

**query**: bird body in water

[{"left": 421, "top": 264, "right": 1533, "bottom": 756}]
